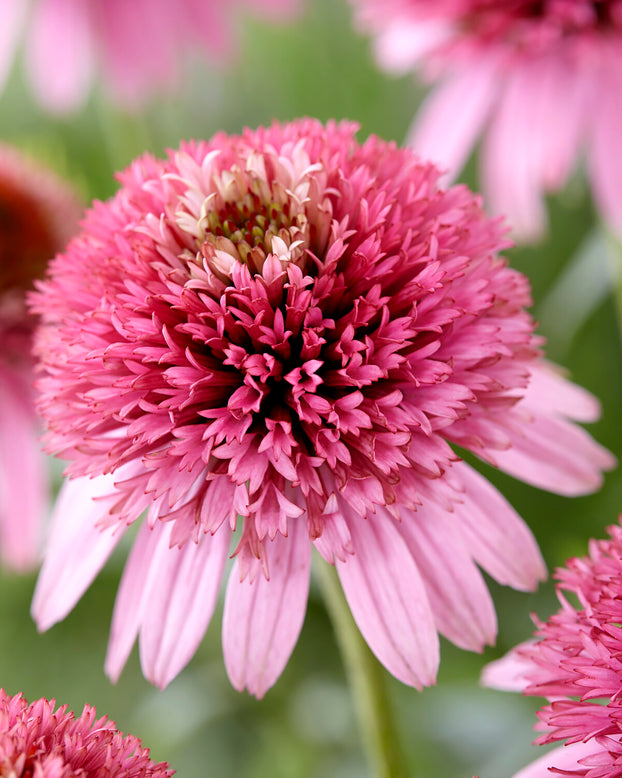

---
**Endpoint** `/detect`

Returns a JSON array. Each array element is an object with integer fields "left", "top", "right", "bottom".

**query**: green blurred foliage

[{"left": 0, "top": 0, "right": 620, "bottom": 776}]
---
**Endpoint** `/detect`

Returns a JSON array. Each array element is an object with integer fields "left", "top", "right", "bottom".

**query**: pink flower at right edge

[
  {"left": 0, "top": 688, "right": 173, "bottom": 776},
  {"left": 30, "top": 119, "right": 615, "bottom": 699},
  {"left": 0, "top": 143, "right": 81, "bottom": 571},
  {"left": 483, "top": 520, "right": 622, "bottom": 777},
  {"left": 0, "top": 0, "right": 300, "bottom": 114},
  {"left": 349, "top": 0, "right": 622, "bottom": 243}
]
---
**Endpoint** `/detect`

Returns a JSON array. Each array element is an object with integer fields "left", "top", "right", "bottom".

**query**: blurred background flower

[
  {"left": 0, "top": 143, "right": 80, "bottom": 571},
  {"left": 349, "top": 0, "right": 622, "bottom": 243},
  {"left": 0, "top": 0, "right": 300, "bottom": 114}
]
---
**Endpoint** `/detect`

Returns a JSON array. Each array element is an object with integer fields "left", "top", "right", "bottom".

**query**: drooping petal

[
  {"left": 0, "top": 370, "right": 46, "bottom": 571},
  {"left": 336, "top": 505, "right": 440, "bottom": 689},
  {"left": 396, "top": 501, "right": 497, "bottom": 651},
  {"left": 138, "top": 521, "right": 231, "bottom": 688},
  {"left": 31, "top": 475, "right": 126, "bottom": 631},
  {"left": 451, "top": 462, "right": 546, "bottom": 591},
  {"left": 222, "top": 517, "right": 311, "bottom": 698}
]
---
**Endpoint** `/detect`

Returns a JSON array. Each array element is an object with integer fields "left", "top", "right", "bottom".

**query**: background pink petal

[
  {"left": 0, "top": 0, "right": 25, "bottom": 92},
  {"left": 26, "top": 0, "right": 94, "bottom": 113},
  {"left": 408, "top": 57, "right": 499, "bottom": 184},
  {"left": 0, "top": 370, "right": 46, "bottom": 571},
  {"left": 481, "top": 62, "right": 547, "bottom": 241}
]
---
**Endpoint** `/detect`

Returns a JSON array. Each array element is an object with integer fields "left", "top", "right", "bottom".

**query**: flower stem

[{"left": 316, "top": 560, "right": 410, "bottom": 778}]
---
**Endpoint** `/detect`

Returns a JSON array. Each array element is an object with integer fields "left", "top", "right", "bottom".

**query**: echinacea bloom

[
  {"left": 482, "top": 520, "right": 622, "bottom": 778},
  {"left": 0, "top": 689, "right": 173, "bottom": 776},
  {"left": 31, "top": 119, "right": 614, "bottom": 697},
  {"left": 0, "top": 0, "right": 299, "bottom": 113},
  {"left": 350, "top": 0, "right": 622, "bottom": 242},
  {"left": 0, "top": 143, "right": 80, "bottom": 571}
]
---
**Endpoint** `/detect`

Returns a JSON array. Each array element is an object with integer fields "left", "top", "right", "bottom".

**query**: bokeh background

[{"left": 1, "top": 1, "right": 621, "bottom": 776}]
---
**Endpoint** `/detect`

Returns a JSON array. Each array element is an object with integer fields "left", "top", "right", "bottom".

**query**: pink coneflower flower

[
  {"left": 0, "top": 143, "right": 80, "bottom": 571},
  {"left": 0, "top": 689, "right": 173, "bottom": 776},
  {"left": 31, "top": 118, "right": 613, "bottom": 697},
  {"left": 482, "top": 519, "right": 622, "bottom": 778},
  {"left": 0, "top": 0, "right": 300, "bottom": 114},
  {"left": 350, "top": 0, "right": 622, "bottom": 242}
]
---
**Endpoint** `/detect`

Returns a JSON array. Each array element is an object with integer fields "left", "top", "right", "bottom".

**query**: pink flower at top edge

[
  {"left": 30, "top": 118, "right": 614, "bottom": 697},
  {"left": 0, "top": 689, "right": 173, "bottom": 776},
  {"left": 0, "top": 0, "right": 300, "bottom": 114},
  {"left": 349, "top": 0, "right": 622, "bottom": 243},
  {"left": 482, "top": 519, "right": 622, "bottom": 778},
  {"left": 0, "top": 143, "right": 81, "bottom": 572}
]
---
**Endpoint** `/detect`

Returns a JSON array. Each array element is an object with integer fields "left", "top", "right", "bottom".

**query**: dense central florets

[{"left": 33, "top": 119, "right": 541, "bottom": 565}]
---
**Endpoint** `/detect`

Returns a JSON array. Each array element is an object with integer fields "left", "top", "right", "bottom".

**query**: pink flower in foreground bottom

[
  {"left": 31, "top": 119, "right": 614, "bottom": 697},
  {"left": 0, "top": 143, "right": 80, "bottom": 571},
  {"left": 0, "top": 689, "right": 173, "bottom": 776},
  {"left": 350, "top": 0, "right": 622, "bottom": 241},
  {"left": 483, "top": 520, "right": 622, "bottom": 777}
]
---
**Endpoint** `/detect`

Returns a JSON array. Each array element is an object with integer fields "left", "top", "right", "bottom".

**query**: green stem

[{"left": 315, "top": 560, "right": 409, "bottom": 778}]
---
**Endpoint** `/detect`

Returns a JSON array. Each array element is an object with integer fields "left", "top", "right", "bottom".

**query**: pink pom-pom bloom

[
  {"left": 483, "top": 520, "right": 622, "bottom": 778},
  {"left": 0, "top": 144, "right": 80, "bottom": 571},
  {"left": 0, "top": 689, "right": 173, "bottom": 777},
  {"left": 31, "top": 119, "right": 614, "bottom": 697},
  {"left": 0, "top": 0, "right": 299, "bottom": 114},
  {"left": 350, "top": 0, "right": 622, "bottom": 242}
]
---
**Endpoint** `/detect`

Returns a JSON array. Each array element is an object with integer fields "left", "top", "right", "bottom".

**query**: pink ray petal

[
  {"left": 396, "top": 502, "right": 497, "bottom": 652},
  {"left": 139, "top": 521, "right": 231, "bottom": 688},
  {"left": 480, "top": 643, "right": 537, "bottom": 692},
  {"left": 525, "top": 363, "right": 602, "bottom": 424},
  {"left": 105, "top": 516, "right": 166, "bottom": 683},
  {"left": 407, "top": 57, "right": 499, "bottom": 184},
  {"left": 512, "top": 741, "right": 600, "bottom": 778},
  {"left": 25, "top": 0, "right": 94, "bottom": 113},
  {"left": 451, "top": 462, "right": 546, "bottom": 591},
  {"left": 31, "top": 474, "right": 127, "bottom": 631},
  {"left": 336, "top": 506, "right": 440, "bottom": 690},
  {"left": 222, "top": 517, "right": 311, "bottom": 698},
  {"left": 489, "top": 414, "right": 615, "bottom": 497},
  {"left": 0, "top": 370, "right": 47, "bottom": 571}
]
